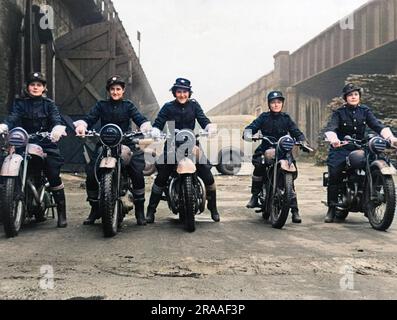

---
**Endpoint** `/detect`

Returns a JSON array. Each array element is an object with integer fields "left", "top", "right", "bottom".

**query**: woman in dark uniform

[
  {"left": 0, "top": 72, "right": 68, "bottom": 227},
  {"left": 324, "top": 83, "right": 397, "bottom": 223}
]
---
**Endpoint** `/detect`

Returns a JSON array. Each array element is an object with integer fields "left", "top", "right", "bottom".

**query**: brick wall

[{"left": 0, "top": 0, "right": 23, "bottom": 119}]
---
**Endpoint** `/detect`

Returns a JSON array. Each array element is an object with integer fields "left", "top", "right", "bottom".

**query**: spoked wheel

[
  {"left": 181, "top": 175, "right": 196, "bottom": 232},
  {"left": 260, "top": 184, "right": 270, "bottom": 221},
  {"left": 365, "top": 169, "right": 396, "bottom": 231},
  {"left": 271, "top": 173, "right": 294, "bottom": 229},
  {"left": 1, "top": 177, "right": 25, "bottom": 238},
  {"left": 100, "top": 169, "right": 119, "bottom": 238}
]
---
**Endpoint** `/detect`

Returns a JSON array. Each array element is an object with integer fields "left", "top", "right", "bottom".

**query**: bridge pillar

[
  {"left": 273, "top": 51, "right": 290, "bottom": 87},
  {"left": 285, "top": 86, "right": 298, "bottom": 122}
]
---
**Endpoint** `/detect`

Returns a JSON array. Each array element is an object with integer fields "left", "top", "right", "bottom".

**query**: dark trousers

[
  {"left": 252, "top": 159, "right": 299, "bottom": 211},
  {"left": 34, "top": 147, "right": 64, "bottom": 189},
  {"left": 86, "top": 146, "right": 146, "bottom": 200},
  {"left": 154, "top": 163, "right": 215, "bottom": 188}
]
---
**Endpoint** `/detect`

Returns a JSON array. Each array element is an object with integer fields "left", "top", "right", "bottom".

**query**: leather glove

[
  {"left": 243, "top": 130, "right": 253, "bottom": 142},
  {"left": 150, "top": 127, "right": 162, "bottom": 139},
  {"left": 50, "top": 125, "right": 67, "bottom": 143},
  {"left": 0, "top": 123, "right": 8, "bottom": 135},
  {"left": 389, "top": 136, "right": 397, "bottom": 148},
  {"left": 73, "top": 120, "right": 88, "bottom": 137},
  {"left": 325, "top": 131, "right": 342, "bottom": 148},
  {"left": 140, "top": 121, "right": 152, "bottom": 134},
  {"left": 381, "top": 128, "right": 397, "bottom": 148},
  {"left": 205, "top": 123, "right": 218, "bottom": 137}
]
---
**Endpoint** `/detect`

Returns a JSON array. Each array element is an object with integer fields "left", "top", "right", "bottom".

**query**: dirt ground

[{"left": 0, "top": 162, "right": 396, "bottom": 300}]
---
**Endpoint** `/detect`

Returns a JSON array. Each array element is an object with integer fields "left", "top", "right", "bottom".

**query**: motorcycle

[
  {"left": 0, "top": 128, "right": 58, "bottom": 238},
  {"left": 323, "top": 135, "right": 396, "bottom": 231},
  {"left": 82, "top": 124, "right": 154, "bottom": 237},
  {"left": 162, "top": 129, "right": 209, "bottom": 232},
  {"left": 252, "top": 135, "right": 313, "bottom": 229}
]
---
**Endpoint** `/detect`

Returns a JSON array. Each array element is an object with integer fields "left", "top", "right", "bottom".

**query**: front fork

[
  {"left": 272, "top": 152, "right": 279, "bottom": 197},
  {"left": 116, "top": 158, "right": 122, "bottom": 201},
  {"left": 20, "top": 147, "right": 29, "bottom": 194}
]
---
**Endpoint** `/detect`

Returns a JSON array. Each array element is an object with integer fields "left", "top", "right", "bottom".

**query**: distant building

[{"left": 208, "top": 0, "right": 397, "bottom": 147}]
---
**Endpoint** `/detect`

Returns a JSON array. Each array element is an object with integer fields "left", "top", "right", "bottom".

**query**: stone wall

[{"left": 346, "top": 74, "right": 397, "bottom": 132}]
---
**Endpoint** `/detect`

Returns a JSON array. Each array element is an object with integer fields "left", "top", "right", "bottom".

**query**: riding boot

[
  {"left": 325, "top": 185, "right": 338, "bottom": 223},
  {"left": 290, "top": 197, "right": 302, "bottom": 223},
  {"left": 246, "top": 176, "right": 263, "bottom": 209},
  {"left": 83, "top": 201, "right": 101, "bottom": 225},
  {"left": 206, "top": 184, "right": 220, "bottom": 222},
  {"left": 52, "top": 188, "right": 67, "bottom": 228},
  {"left": 83, "top": 190, "right": 101, "bottom": 225},
  {"left": 146, "top": 184, "right": 163, "bottom": 224},
  {"left": 133, "top": 195, "right": 147, "bottom": 226}
]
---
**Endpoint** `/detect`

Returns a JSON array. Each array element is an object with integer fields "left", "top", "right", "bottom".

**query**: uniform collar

[
  {"left": 110, "top": 98, "right": 123, "bottom": 105},
  {"left": 26, "top": 94, "right": 44, "bottom": 101},
  {"left": 174, "top": 99, "right": 189, "bottom": 107},
  {"left": 345, "top": 103, "right": 360, "bottom": 109},
  {"left": 269, "top": 111, "right": 282, "bottom": 117}
]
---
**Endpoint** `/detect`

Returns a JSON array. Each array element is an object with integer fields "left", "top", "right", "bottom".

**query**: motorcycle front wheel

[
  {"left": 100, "top": 169, "right": 120, "bottom": 238},
  {"left": 0, "top": 177, "right": 25, "bottom": 238},
  {"left": 365, "top": 169, "right": 395, "bottom": 231},
  {"left": 181, "top": 175, "right": 196, "bottom": 232},
  {"left": 271, "top": 172, "right": 294, "bottom": 229}
]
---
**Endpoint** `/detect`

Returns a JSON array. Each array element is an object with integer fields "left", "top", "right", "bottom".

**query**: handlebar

[
  {"left": 78, "top": 129, "right": 163, "bottom": 146},
  {"left": 335, "top": 135, "right": 396, "bottom": 151},
  {"left": 30, "top": 131, "right": 51, "bottom": 140},
  {"left": 252, "top": 135, "right": 314, "bottom": 153}
]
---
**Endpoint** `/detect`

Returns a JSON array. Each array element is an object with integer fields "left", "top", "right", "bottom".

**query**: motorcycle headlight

[
  {"left": 278, "top": 135, "right": 295, "bottom": 153},
  {"left": 99, "top": 124, "right": 123, "bottom": 147},
  {"left": 7, "top": 127, "right": 29, "bottom": 148},
  {"left": 369, "top": 137, "right": 387, "bottom": 154}
]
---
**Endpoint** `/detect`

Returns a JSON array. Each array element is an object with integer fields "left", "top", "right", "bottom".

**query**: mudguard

[
  {"left": 279, "top": 159, "right": 297, "bottom": 173},
  {"left": 1, "top": 154, "right": 23, "bottom": 177},
  {"left": 99, "top": 157, "right": 117, "bottom": 169},
  {"left": 27, "top": 144, "right": 46, "bottom": 159},
  {"left": 371, "top": 160, "right": 397, "bottom": 175},
  {"left": 177, "top": 158, "right": 197, "bottom": 174}
]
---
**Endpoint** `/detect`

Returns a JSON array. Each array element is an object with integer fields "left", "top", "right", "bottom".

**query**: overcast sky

[{"left": 114, "top": 0, "right": 369, "bottom": 111}]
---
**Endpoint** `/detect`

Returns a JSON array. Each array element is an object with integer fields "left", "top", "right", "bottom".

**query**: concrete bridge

[{"left": 208, "top": 0, "right": 397, "bottom": 147}]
